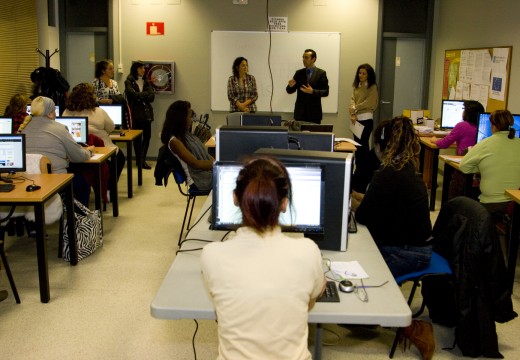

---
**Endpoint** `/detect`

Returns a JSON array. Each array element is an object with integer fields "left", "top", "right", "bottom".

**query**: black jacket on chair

[{"left": 432, "top": 197, "right": 517, "bottom": 358}]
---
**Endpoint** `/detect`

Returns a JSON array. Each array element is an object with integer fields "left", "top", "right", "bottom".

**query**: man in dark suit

[{"left": 286, "top": 49, "right": 329, "bottom": 124}]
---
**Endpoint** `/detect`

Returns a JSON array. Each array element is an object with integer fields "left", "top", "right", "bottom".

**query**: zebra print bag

[{"left": 62, "top": 199, "right": 103, "bottom": 262}]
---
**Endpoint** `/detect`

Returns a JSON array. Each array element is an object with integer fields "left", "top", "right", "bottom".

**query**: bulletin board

[
  {"left": 442, "top": 46, "right": 512, "bottom": 112},
  {"left": 211, "top": 31, "right": 340, "bottom": 113}
]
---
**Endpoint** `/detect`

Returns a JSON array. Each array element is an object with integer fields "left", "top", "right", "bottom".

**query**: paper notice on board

[
  {"left": 470, "top": 84, "right": 489, "bottom": 109},
  {"left": 489, "top": 48, "right": 509, "bottom": 101},
  {"left": 350, "top": 120, "right": 364, "bottom": 140}
]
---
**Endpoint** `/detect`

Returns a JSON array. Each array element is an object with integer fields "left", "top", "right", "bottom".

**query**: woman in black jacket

[{"left": 125, "top": 61, "right": 155, "bottom": 169}]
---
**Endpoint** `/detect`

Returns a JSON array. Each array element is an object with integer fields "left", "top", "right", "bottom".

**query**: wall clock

[{"left": 140, "top": 61, "right": 175, "bottom": 94}]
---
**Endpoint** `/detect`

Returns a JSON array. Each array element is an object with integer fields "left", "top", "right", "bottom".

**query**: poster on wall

[{"left": 141, "top": 61, "right": 175, "bottom": 94}]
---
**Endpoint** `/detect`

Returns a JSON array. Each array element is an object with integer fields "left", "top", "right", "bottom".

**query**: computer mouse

[
  {"left": 26, "top": 184, "right": 41, "bottom": 192},
  {"left": 119, "top": 132, "right": 126, "bottom": 136},
  {"left": 338, "top": 280, "right": 355, "bottom": 293}
]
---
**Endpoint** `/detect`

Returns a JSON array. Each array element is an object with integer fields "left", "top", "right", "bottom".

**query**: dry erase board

[
  {"left": 211, "top": 31, "right": 340, "bottom": 113},
  {"left": 442, "top": 46, "right": 512, "bottom": 112}
]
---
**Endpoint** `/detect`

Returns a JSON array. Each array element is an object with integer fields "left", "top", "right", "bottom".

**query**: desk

[
  {"left": 334, "top": 140, "right": 357, "bottom": 152},
  {"left": 83, "top": 147, "right": 118, "bottom": 217},
  {"left": 0, "top": 174, "right": 76, "bottom": 302},
  {"left": 419, "top": 137, "right": 441, "bottom": 211},
  {"left": 151, "top": 198, "right": 411, "bottom": 359},
  {"left": 205, "top": 136, "right": 358, "bottom": 153},
  {"left": 110, "top": 129, "right": 143, "bottom": 198},
  {"left": 439, "top": 155, "right": 474, "bottom": 206},
  {"left": 504, "top": 190, "right": 520, "bottom": 294}
]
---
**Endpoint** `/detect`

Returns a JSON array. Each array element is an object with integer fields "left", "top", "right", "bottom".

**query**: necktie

[{"left": 306, "top": 69, "right": 311, "bottom": 83}]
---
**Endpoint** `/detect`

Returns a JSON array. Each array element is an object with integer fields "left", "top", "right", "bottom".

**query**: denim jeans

[{"left": 379, "top": 244, "right": 432, "bottom": 278}]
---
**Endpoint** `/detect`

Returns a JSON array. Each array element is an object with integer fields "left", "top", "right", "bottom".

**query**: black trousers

[
  {"left": 133, "top": 120, "right": 152, "bottom": 163},
  {"left": 354, "top": 118, "right": 373, "bottom": 165}
]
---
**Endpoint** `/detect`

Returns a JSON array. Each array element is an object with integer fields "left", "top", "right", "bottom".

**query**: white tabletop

[{"left": 151, "top": 197, "right": 411, "bottom": 327}]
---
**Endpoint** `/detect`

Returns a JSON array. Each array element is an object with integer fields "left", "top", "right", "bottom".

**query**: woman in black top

[
  {"left": 356, "top": 116, "right": 432, "bottom": 277},
  {"left": 124, "top": 61, "right": 155, "bottom": 169}
]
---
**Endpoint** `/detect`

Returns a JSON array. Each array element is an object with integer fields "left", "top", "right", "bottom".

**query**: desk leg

[
  {"left": 419, "top": 143, "right": 425, "bottom": 174},
  {"left": 34, "top": 204, "right": 50, "bottom": 303},
  {"left": 507, "top": 202, "right": 520, "bottom": 294},
  {"left": 135, "top": 133, "right": 143, "bottom": 186},
  {"left": 111, "top": 152, "right": 119, "bottom": 217},
  {"left": 429, "top": 149, "right": 439, "bottom": 211},
  {"left": 94, "top": 164, "right": 102, "bottom": 213},
  {"left": 65, "top": 182, "right": 78, "bottom": 266},
  {"left": 313, "top": 323, "right": 323, "bottom": 360},
  {"left": 441, "top": 163, "right": 453, "bottom": 206},
  {"left": 126, "top": 140, "right": 134, "bottom": 198}
]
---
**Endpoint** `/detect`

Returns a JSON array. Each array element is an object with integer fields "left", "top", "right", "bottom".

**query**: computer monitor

[
  {"left": 300, "top": 124, "right": 334, "bottom": 133},
  {"left": 27, "top": 105, "right": 60, "bottom": 116},
  {"left": 99, "top": 104, "right": 123, "bottom": 128},
  {"left": 55, "top": 117, "right": 89, "bottom": 143},
  {"left": 255, "top": 148, "right": 353, "bottom": 251},
  {"left": 211, "top": 161, "right": 325, "bottom": 234},
  {"left": 216, "top": 125, "right": 289, "bottom": 161},
  {"left": 0, "top": 117, "right": 13, "bottom": 134},
  {"left": 440, "top": 100, "right": 465, "bottom": 129},
  {"left": 288, "top": 131, "right": 334, "bottom": 152},
  {"left": 477, "top": 112, "right": 520, "bottom": 143},
  {"left": 0, "top": 134, "right": 26, "bottom": 181},
  {"left": 241, "top": 113, "right": 282, "bottom": 126}
]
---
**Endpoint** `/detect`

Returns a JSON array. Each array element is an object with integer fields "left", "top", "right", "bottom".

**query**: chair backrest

[{"left": 25, "top": 154, "right": 52, "bottom": 174}]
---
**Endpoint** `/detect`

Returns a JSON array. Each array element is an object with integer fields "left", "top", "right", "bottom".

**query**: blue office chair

[
  {"left": 171, "top": 165, "right": 211, "bottom": 247},
  {"left": 389, "top": 251, "right": 452, "bottom": 358}
]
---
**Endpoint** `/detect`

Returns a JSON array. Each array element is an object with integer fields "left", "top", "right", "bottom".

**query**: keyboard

[
  {"left": 316, "top": 281, "right": 340, "bottom": 303},
  {"left": 0, "top": 183, "right": 15, "bottom": 192}
]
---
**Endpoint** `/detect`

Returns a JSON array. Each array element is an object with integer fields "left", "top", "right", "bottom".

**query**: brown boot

[{"left": 399, "top": 320, "right": 435, "bottom": 360}]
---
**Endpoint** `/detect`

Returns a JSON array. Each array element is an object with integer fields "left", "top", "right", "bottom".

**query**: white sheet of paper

[
  {"left": 330, "top": 260, "right": 369, "bottom": 279},
  {"left": 350, "top": 121, "right": 364, "bottom": 140},
  {"left": 89, "top": 154, "right": 104, "bottom": 160}
]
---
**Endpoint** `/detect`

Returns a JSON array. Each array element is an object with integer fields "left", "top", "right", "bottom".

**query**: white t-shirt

[{"left": 201, "top": 226, "right": 324, "bottom": 360}]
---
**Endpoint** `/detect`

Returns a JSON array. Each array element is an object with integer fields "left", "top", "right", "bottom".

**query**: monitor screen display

[
  {"left": 212, "top": 161, "right": 325, "bottom": 234},
  {"left": 27, "top": 105, "right": 60, "bottom": 116},
  {"left": 477, "top": 112, "right": 520, "bottom": 143},
  {"left": 55, "top": 117, "right": 89, "bottom": 143},
  {"left": 440, "top": 100, "right": 465, "bottom": 128},
  {"left": 99, "top": 104, "right": 123, "bottom": 127},
  {"left": 0, "top": 134, "right": 26, "bottom": 173},
  {"left": 0, "top": 117, "right": 13, "bottom": 134}
]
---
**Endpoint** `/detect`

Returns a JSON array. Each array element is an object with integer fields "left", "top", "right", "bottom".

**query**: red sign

[{"left": 146, "top": 22, "right": 164, "bottom": 35}]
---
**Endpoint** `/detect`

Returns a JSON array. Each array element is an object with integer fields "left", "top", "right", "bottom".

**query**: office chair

[
  {"left": 169, "top": 158, "right": 211, "bottom": 246},
  {"left": 389, "top": 251, "right": 452, "bottom": 358}
]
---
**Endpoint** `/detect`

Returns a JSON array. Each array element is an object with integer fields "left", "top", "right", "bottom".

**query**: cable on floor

[{"left": 192, "top": 319, "right": 199, "bottom": 360}]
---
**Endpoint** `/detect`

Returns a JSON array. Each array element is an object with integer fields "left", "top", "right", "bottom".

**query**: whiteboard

[{"left": 211, "top": 31, "right": 340, "bottom": 113}]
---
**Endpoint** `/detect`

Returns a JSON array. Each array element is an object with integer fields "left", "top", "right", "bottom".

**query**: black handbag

[{"left": 193, "top": 114, "right": 212, "bottom": 144}]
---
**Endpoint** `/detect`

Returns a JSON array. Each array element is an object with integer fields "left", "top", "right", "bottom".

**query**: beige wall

[
  {"left": 430, "top": 0, "right": 520, "bottom": 117},
  {"left": 115, "top": 0, "right": 379, "bottom": 157}
]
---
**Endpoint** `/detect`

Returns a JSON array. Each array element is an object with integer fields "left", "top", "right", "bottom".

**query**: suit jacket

[{"left": 286, "top": 67, "right": 329, "bottom": 124}]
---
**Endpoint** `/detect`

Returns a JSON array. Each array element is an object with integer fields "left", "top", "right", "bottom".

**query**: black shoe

[{"left": 142, "top": 162, "right": 152, "bottom": 170}]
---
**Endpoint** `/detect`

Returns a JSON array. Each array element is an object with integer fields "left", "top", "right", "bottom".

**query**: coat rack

[{"left": 36, "top": 48, "right": 59, "bottom": 68}]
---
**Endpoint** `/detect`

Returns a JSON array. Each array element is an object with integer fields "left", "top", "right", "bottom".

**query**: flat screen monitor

[
  {"left": 288, "top": 131, "right": 334, "bottom": 152},
  {"left": 255, "top": 148, "right": 353, "bottom": 252},
  {"left": 440, "top": 100, "right": 465, "bottom": 129},
  {"left": 27, "top": 105, "right": 60, "bottom": 116},
  {"left": 300, "top": 124, "right": 334, "bottom": 133},
  {"left": 0, "top": 134, "right": 26, "bottom": 176},
  {"left": 241, "top": 114, "right": 282, "bottom": 126},
  {"left": 55, "top": 117, "right": 89, "bottom": 143},
  {"left": 216, "top": 125, "right": 289, "bottom": 161},
  {"left": 0, "top": 117, "right": 13, "bottom": 134},
  {"left": 477, "top": 112, "right": 520, "bottom": 143},
  {"left": 212, "top": 161, "right": 325, "bottom": 234},
  {"left": 99, "top": 104, "right": 123, "bottom": 128}
]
